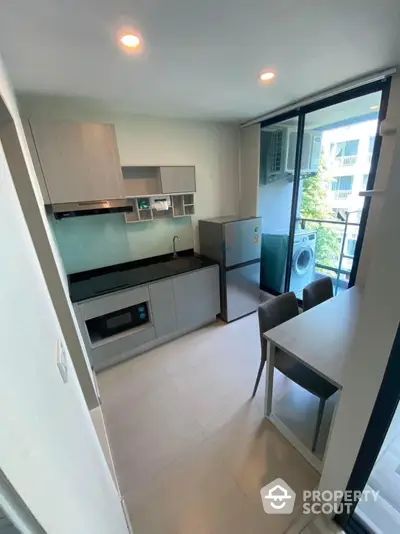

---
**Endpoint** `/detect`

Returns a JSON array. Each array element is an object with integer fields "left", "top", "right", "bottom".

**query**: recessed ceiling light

[
  {"left": 120, "top": 33, "right": 141, "bottom": 49},
  {"left": 259, "top": 71, "right": 275, "bottom": 82},
  {"left": 370, "top": 105, "right": 379, "bottom": 111}
]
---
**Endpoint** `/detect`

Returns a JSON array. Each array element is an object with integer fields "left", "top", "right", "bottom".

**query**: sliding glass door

[
  {"left": 259, "top": 79, "right": 391, "bottom": 300},
  {"left": 290, "top": 92, "right": 383, "bottom": 297},
  {"left": 259, "top": 118, "right": 298, "bottom": 294}
]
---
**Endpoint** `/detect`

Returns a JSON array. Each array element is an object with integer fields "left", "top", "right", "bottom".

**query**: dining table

[{"left": 263, "top": 286, "right": 362, "bottom": 472}]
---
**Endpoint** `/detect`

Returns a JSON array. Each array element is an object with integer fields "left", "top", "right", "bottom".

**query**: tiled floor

[
  {"left": 98, "top": 314, "right": 320, "bottom": 534},
  {"left": 300, "top": 517, "right": 343, "bottom": 534}
]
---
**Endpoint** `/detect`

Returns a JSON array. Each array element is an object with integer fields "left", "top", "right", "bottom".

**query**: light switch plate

[{"left": 57, "top": 339, "right": 68, "bottom": 383}]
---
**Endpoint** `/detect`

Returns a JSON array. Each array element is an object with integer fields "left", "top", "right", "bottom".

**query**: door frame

[
  {"left": 259, "top": 77, "right": 392, "bottom": 298},
  {"left": 335, "top": 323, "right": 400, "bottom": 532},
  {"left": 0, "top": 469, "right": 47, "bottom": 533}
]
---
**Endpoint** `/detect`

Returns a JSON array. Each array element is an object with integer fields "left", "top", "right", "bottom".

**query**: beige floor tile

[
  {"left": 124, "top": 436, "right": 236, "bottom": 534},
  {"left": 98, "top": 313, "right": 322, "bottom": 534},
  {"left": 272, "top": 374, "right": 338, "bottom": 458}
]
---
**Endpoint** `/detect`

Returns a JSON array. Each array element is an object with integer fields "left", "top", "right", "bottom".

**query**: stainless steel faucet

[{"left": 173, "top": 235, "right": 180, "bottom": 259}]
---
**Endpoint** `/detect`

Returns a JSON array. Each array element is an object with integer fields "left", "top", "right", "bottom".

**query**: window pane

[
  {"left": 347, "top": 238, "right": 356, "bottom": 256},
  {"left": 369, "top": 135, "right": 375, "bottom": 153},
  {"left": 290, "top": 91, "right": 381, "bottom": 298},
  {"left": 354, "top": 402, "right": 400, "bottom": 532},
  {"left": 259, "top": 118, "right": 298, "bottom": 294},
  {"left": 344, "top": 139, "right": 359, "bottom": 156},
  {"left": 339, "top": 176, "right": 353, "bottom": 190}
]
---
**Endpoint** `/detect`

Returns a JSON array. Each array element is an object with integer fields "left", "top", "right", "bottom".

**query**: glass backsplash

[{"left": 51, "top": 213, "right": 194, "bottom": 274}]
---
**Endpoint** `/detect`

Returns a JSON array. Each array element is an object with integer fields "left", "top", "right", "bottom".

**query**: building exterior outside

[{"left": 320, "top": 119, "right": 377, "bottom": 275}]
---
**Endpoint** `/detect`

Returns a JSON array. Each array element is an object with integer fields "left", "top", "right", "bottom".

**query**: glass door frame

[
  {"left": 335, "top": 323, "right": 400, "bottom": 533},
  {"left": 259, "top": 77, "right": 391, "bottom": 300}
]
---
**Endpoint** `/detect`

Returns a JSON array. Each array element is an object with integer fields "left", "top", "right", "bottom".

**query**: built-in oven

[{"left": 85, "top": 301, "right": 150, "bottom": 344}]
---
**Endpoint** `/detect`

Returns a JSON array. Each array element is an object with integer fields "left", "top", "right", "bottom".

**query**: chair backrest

[
  {"left": 302, "top": 277, "right": 334, "bottom": 312},
  {"left": 258, "top": 292, "right": 299, "bottom": 344}
]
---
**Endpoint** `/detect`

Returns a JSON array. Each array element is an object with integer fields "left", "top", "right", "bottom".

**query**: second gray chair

[
  {"left": 302, "top": 277, "right": 333, "bottom": 312},
  {"left": 253, "top": 291, "right": 338, "bottom": 452}
]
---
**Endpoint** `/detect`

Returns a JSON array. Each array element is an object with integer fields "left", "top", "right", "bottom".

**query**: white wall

[
  {"left": 0, "top": 59, "right": 98, "bottom": 410},
  {"left": 319, "top": 129, "right": 400, "bottom": 497},
  {"left": 17, "top": 94, "right": 240, "bottom": 251},
  {"left": 356, "top": 74, "right": 400, "bottom": 286},
  {"left": 238, "top": 123, "right": 260, "bottom": 217},
  {"left": 0, "top": 136, "right": 128, "bottom": 533}
]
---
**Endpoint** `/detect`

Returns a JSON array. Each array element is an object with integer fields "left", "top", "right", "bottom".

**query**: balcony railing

[
  {"left": 334, "top": 154, "right": 357, "bottom": 166},
  {"left": 333, "top": 190, "right": 352, "bottom": 200},
  {"left": 299, "top": 214, "right": 361, "bottom": 295}
]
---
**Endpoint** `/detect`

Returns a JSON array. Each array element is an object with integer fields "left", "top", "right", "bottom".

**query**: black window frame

[
  {"left": 335, "top": 323, "right": 400, "bottom": 533},
  {"left": 259, "top": 77, "right": 391, "bottom": 299}
]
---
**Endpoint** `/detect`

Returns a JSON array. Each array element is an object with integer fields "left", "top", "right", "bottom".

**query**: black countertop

[{"left": 68, "top": 249, "right": 217, "bottom": 303}]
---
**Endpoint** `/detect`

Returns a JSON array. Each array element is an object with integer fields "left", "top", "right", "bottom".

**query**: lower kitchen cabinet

[
  {"left": 75, "top": 265, "right": 220, "bottom": 372},
  {"left": 149, "top": 279, "right": 177, "bottom": 337},
  {"left": 173, "top": 266, "right": 220, "bottom": 331}
]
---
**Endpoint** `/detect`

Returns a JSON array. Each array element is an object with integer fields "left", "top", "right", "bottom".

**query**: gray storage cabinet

[
  {"left": 160, "top": 166, "right": 196, "bottom": 193},
  {"left": 173, "top": 266, "right": 220, "bottom": 331},
  {"left": 149, "top": 279, "right": 177, "bottom": 337},
  {"left": 28, "top": 119, "right": 125, "bottom": 204},
  {"left": 75, "top": 265, "right": 220, "bottom": 372}
]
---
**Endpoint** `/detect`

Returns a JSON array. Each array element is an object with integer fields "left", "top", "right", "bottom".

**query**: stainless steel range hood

[{"left": 52, "top": 199, "right": 132, "bottom": 219}]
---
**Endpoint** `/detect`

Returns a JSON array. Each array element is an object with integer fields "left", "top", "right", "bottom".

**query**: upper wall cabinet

[
  {"left": 160, "top": 166, "right": 196, "bottom": 194},
  {"left": 122, "top": 165, "right": 196, "bottom": 197},
  {"left": 27, "top": 120, "right": 125, "bottom": 204}
]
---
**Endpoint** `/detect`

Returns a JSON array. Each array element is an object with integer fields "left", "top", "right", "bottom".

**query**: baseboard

[{"left": 121, "top": 498, "right": 133, "bottom": 534}]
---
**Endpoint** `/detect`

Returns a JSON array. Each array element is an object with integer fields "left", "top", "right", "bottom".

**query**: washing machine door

[{"left": 292, "top": 246, "right": 314, "bottom": 276}]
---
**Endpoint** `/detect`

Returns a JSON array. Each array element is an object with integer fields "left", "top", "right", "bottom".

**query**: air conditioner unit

[{"left": 260, "top": 127, "right": 322, "bottom": 184}]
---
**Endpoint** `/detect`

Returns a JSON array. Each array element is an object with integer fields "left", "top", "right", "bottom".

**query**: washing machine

[{"left": 290, "top": 231, "right": 317, "bottom": 296}]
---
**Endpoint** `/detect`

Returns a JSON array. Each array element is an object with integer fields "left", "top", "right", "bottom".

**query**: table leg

[{"left": 264, "top": 341, "right": 275, "bottom": 417}]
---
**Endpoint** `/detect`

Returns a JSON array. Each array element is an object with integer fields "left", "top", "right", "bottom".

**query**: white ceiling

[{"left": 0, "top": 0, "right": 399, "bottom": 121}]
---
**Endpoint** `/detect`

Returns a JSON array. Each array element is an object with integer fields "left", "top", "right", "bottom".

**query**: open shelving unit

[
  {"left": 125, "top": 198, "right": 154, "bottom": 223},
  {"left": 122, "top": 165, "right": 196, "bottom": 224},
  {"left": 125, "top": 195, "right": 191, "bottom": 224},
  {"left": 172, "top": 194, "right": 195, "bottom": 218}
]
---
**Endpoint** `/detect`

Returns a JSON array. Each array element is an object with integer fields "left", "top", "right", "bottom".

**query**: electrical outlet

[{"left": 57, "top": 339, "right": 68, "bottom": 383}]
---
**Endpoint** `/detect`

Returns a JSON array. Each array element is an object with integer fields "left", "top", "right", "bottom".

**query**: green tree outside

[{"left": 299, "top": 160, "right": 341, "bottom": 272}]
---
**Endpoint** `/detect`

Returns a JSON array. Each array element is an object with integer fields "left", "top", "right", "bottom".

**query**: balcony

[
  {"left": 299, "top": 215, "right": 360, "bottom": 295},
  {"left": 334, "top": 154, "right": 357, "bottom": 167},
  {"left": 332, "top": 190, "right": 352, "bottom": 200}
]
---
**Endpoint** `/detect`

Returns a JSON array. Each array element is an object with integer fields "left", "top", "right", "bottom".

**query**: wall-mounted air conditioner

[{"left": 260, "top": 127, "right": 322, "bottom": 185}]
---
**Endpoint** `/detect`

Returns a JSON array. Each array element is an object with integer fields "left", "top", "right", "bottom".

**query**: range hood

[{"left": 52, "top": 199, "right": 132, "bottom": 219}]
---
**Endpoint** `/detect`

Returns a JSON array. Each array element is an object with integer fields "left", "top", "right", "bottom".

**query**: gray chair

[
  {"left": 252, "top": 291, "right": 338, "bottom": 452},
  {"left": 252, "top": 292, "right": 299, "bottom": 398},
  {"left": 303, "top": 277, "right": 333, "bottom": 312}
]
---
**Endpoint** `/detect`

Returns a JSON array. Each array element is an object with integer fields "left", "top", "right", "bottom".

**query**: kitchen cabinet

[
  {"left": 88, "top": 326, "right": 156, "bottom": 372},
  {"left": 78, "top": 285, "right": 150, "bottom": 322},
  {"left": 160, "top": 166, "right": 196, "bottom": 194},
  {"left": 28, "top": 119, "right": 125, "bottom": 204},
  {"left": 173, "top": 266, "right": 220, "bottom": 331},
  {"left": 74, "top": 265, "right": 219, "bottom": 372},
  {"left": 149, "top": 279, "right": 177, "bottom": 337}
]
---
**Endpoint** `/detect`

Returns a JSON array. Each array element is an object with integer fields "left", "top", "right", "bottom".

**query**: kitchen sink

[{"left": 163, "top": 257, "right": 203, "bottom": 274}]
